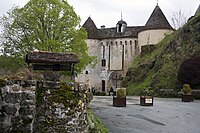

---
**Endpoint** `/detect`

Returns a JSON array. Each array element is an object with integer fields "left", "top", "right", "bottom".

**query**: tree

[
  {"left": 171, "top": 10, "right": 188, "bottom": 30},
  {"left": 0, "top": 0, "right": 93, "bottom": 73}
]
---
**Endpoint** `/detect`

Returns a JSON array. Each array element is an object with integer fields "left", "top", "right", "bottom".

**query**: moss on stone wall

[
  {"left": 48, "top": 83, "right": 80, "bottom": 111},
  {"left": 0, "top": 78, "right": 6, "bottom": 87},
  {"left": 36, "top": 83, "right": 44, "bottom": 107}
]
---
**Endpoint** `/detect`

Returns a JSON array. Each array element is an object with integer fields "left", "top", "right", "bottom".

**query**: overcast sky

[{"left": 0, "top": 0, "right": 199, "bottom": 28}]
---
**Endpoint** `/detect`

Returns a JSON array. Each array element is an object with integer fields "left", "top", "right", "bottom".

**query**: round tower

[{"left": 138, "top": 4, "right": 174, "bottom": 52}]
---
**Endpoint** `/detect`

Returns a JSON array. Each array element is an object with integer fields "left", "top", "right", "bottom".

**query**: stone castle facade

[{"left": 76, "top": 4, "right": 174, "bottom": 93}]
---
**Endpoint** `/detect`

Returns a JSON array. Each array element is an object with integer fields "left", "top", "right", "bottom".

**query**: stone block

[
  {"left": 19, "top": 106, "right": 35, "bottom": 115},
  {"left": 11, "top": 84, "right": 21, "bottom": 92},
  {"left": 20, "top": 80, "right": 36, "bottom": 88},
  {"left": 4, "top": 105, "right": 17, "bottom": 115},
  {"left": 11, "top": 116, "right": 21, "bottom": 125},
  {"left": 20, "top": 100, "right": 35, "bottom": 106},
  {"left": 0, "top": 96, "right": 2, "bottom": 108},
  {"left": 20, "top": 92, "right": 35, "bottom": 101},
  {"left": 4, "top": 93, "right": 20, "bottom": 104},
  {"left": 42, "top": 81, "right": 60, "bottom": 89},
  {"left": 21, "top": 115, "right": 34, "bottom": 124},
  {"left": 0, "top": 124, "right": 10, "bottom": 132},
  {"left": 0, "top": 110, "right": 6, "bottom": 121}
]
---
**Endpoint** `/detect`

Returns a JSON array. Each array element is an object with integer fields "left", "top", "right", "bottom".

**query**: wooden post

[{"left": 71, "top": 63, "right": 75, "bottom": 81}]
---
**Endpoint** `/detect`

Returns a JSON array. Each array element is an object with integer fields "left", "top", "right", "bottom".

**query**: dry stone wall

[
  {"left": 0, "top": 79, "right": 89, "bottom": 133},
  {"left": 0, "top": 80, "right": 36, "bottom": 132}
]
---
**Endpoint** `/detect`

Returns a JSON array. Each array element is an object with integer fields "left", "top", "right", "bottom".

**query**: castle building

[{"left": 75, "top": 4, "right": 173, "bottom": 93}]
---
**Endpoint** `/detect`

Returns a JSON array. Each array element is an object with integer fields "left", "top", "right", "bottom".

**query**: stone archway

[{"left": 108, "top": 71, "right": 123, "bottom": 91}]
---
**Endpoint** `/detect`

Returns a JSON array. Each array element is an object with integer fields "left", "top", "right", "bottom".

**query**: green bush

[
  {"left": 140, "top": 87, "right": 154, "bottom": 96},
  {"left": 182, "top": 84, "right": 192, "bottom": 95},
  {"left": 116, "top": 88, "right": 126, "bottom": 98},
  {"left": 178, "top": 56, "right": 200, "bottom": 88}
]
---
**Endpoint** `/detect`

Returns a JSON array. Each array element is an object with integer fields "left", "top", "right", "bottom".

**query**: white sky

[{"left": 0, "top": 0, "right": 199, "bottom": 28}]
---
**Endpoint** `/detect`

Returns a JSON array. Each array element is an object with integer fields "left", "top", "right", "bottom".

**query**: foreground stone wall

[
  {"left": 0, "top": 80, "right": 36, "bottom": 132},
  {"left": 0, "top": 80, "right": 89, "bottom": 133},
  {"left": 34, "top": 81, "right": 88, "bottom": 133}
]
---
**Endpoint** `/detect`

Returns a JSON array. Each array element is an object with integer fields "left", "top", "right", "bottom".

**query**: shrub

[
  {"left": 178, "top": 56, "right": 200, "bottom": 88},
  {"left": 116, "top": 88, "right": 126, "bottom": 98},
  {"left": 140, "top": 87, "right": 154, "bottom": 96},
  {"left": 182, "top": 84, "right": 192, "bottom": 95}
]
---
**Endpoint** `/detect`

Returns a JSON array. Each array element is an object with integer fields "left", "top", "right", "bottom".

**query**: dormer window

[
  {"left": 116, "top": 20, "right": 127, "bottom": 33},
  {"left": 118, "top": 24, "right": 122, "bottom": 32}
]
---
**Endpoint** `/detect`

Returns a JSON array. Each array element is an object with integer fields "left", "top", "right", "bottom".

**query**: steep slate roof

[
  {"left": 145, "top": 5, "right": 173, "bottom": 30},
  {"left": 195, "top": 4, "right": 200, "bottom": 15},
  {"left": 83, "top": 17, "right": 145, "bottom": 39},
  {"left": 98, "top": 26, "right": 144, "bottom": 39},
  {"left": 83, "top": 5, "right": 173, "bottom": 39},
  {"left": 82, "top": 17, "right": 99, "bottom": 39}
]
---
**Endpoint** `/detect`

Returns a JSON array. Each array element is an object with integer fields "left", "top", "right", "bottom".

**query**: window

[
  {"left": 85, "top": 71, "right": 88, "bottom": 74},
  {"left": 102, "top": 46, "right": 105, "bottom": 58},
  {"left": 118, "top": 24, "right": 122, "bottom": 32},
  {"left": 102, "top": 59, "right": 106, "bottom": 67},
  {"left": 135, "top": 40, "right": 138, "bottom": 55},
  {"left": 130, "top": 40, "right": 133, "bottom": 55},
  {"left": 102, "top": 80, "right": 105, "bottom": 92}
]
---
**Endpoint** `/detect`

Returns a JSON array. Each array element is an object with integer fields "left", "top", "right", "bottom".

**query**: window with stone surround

[{"left": 102, "top": 59, "right": 106, "bottom": 67}]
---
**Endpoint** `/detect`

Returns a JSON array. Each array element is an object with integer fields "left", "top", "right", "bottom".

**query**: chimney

[{"left": 101, "top": 25, "right": 105, "bottom": 29}]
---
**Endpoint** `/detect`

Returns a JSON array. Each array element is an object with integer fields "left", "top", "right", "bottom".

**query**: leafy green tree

[
  {"left": 0, "top": 0, "right": 93, "bottom": 73},
  {"left": 0, "top": 55, "right": 22, "bottom": 76}
]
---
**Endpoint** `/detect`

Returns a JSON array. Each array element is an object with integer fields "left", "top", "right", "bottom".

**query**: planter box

[
  {"left": 140, "top": 96, "right": 153, "bottom": 106},
  {"left": 113, "top": 97, "right": 126, "bottom": 107},
  {"left": 182, "top": 95, "right": 193, "bottom": 102}
]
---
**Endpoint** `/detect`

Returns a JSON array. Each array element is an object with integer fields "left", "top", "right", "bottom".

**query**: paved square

[{"left": 90, "top": 96, "right": 200, "bottom": 133}]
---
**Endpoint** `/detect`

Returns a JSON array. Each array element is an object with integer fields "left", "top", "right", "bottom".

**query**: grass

[
  {"left": 87, "top": 109, "right": 109, "bottom": 133},
  {"left": 125, "top": 15, "right": 200, "bottom": 97}
]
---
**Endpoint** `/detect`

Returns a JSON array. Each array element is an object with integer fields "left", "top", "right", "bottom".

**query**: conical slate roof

[
  {"left": 117, "top": 19, "right": 127, "bottom": 25},
  {"left": 82, "top": 17, "right": 99, "bottom": 39},
  {"left": 145, "top": 5, "right": 173, "bottom": 30},
  {"left": 195, "top": 4, "right": 200, "bottom": 15}
]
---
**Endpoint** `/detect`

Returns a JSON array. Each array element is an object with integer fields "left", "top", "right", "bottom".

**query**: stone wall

[
  {"left": 76, "top": 38, "right": 138, "bottom": 93},
  {"left": 34, "top": 81, "right": 88, "bottom": 133},
  {"left": 138, "top": 29, "right": 173, "bottom": 52},
  {"left": 0, "top": 80, "right": 36, "bottom": 132},
  {"left": 0, "top": 79, "right": 89, "bottom": 133}
]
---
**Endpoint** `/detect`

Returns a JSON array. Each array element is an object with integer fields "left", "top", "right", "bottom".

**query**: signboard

[{"left": 145, "top": 98, "right": 153, "bottom": 103}]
